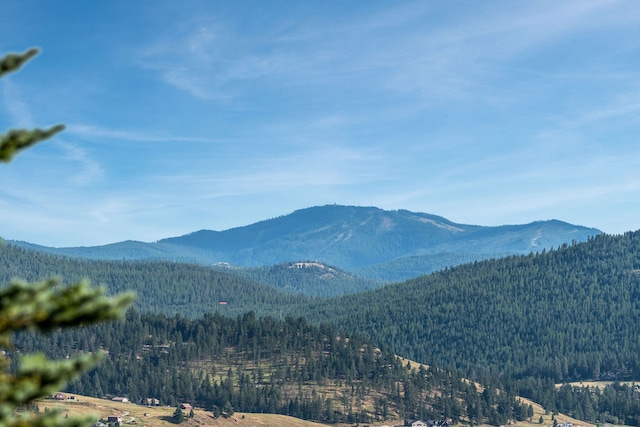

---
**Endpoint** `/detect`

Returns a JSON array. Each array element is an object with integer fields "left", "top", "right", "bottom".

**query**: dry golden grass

[
  {"left": 35, "top": 391, "right": 603, "bottom": 427},
  {"left": 395, "top": 360, "right": 602, "bottom": 427},
  {"left": 515, "top": 396, "right": 596, "bottom": 427},
  {"left": 36, "top": 393, "right": 389, "bottom": 427},
  {"left": 559, "top": 381, "right": 638, "bottom": 389}
]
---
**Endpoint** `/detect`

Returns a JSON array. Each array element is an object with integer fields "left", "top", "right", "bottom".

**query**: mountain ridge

[{"left": 8, "top": 205, "right": 601, "bottom": 282}]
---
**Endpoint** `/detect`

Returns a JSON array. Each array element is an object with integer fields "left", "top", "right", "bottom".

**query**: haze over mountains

[{"left": 11, "top": 205, "right": 601, "bottom": 281}]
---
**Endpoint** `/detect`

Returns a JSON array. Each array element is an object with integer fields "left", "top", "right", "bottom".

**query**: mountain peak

[{"left": 11, "top": 204, "right": 602, "bottom": 282}]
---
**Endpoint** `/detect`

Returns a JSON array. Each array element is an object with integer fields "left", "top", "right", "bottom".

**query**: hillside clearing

[
  {"left": 37, "top": 394, "right": 335, "bottom": 427},
  {"left": 36, "top": 392, "right": 602, "bottom": 427}
]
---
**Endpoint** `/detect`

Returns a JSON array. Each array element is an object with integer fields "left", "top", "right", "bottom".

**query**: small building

[
  {"left": 107, "top": 416, "right": 123, "bottom": 425},
  {"left": 405, "top": 421, "right": 448, "bottom": 427},
  {"left": 180, "top": 403, "right": 193, "bottom": 411},
  {"left": 112, "top": 396, "right": 129, "bottom": 403},
  {"left": 145, "top": 397, "right": 160, "bottom": 406}
]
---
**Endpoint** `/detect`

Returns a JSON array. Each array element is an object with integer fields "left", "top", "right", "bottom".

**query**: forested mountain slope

[
  {"left": 7, "top": 229, "right": 640, "bottom": 388},
  {"left": 304, "top": 232, "right": 640, "bottom": 386},
  {"left": 9, "top": 205, "right": 601, "bottom": 282},
  {"left": 14, "top": 310, "right": 532, "bottom": 426},
  {"left": 7, "top": 235, "right": 640, "bottom": 425},
  {"left": 0, "top": 244, "right": 308, "bottom": 317}
]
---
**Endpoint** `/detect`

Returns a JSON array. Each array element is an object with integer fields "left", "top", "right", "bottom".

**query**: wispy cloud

[
  {"left": 67, "top": 123, "right": 221, "bottom": 143},
  {"left": 133, "top": 0, "right": 637, "bottom": 111},
  {"left": 88, "top": 197, "right": 134, "bottom": 224},
  {"left": 55, "top": 142, "right": 104, "bottom": 186},
  {"left": 1, "top": 78, "right": 34, "bottom": 127},
  {"left": 151, "top": 141, "right": 387, "bottom": 198},
  {"left": 559, "top": 91, "right": 640, "bottom": 128},
  {"left": 136, "top": 18, "right": 239, "bottom": 101},
  {"left": 4, "top": 0, "right": 640, "bottom": 245}
]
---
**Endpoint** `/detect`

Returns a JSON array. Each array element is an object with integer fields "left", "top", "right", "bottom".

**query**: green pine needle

[{"left": 0, "top": 48, "right": 39, "bottom": 78}]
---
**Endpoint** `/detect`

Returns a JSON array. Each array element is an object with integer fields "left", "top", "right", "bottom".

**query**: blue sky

[{"left": 1, "top": 1, "right": 639, "bottom": 247}]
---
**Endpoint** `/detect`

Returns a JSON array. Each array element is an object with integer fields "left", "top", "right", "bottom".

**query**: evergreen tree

[
  {"left": 172, "top": 407, "right": 184, "bottom": 424},
  {"left": 0, "top": 48, "right": 134, "bottom": 427},
  {"left": 222, "top": 400, "right": 234, "bottom": 418}
]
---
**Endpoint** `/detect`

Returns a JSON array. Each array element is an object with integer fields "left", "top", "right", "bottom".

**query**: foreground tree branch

[{"left": 0, "top": 48, "right": 135, "bottom": 427}]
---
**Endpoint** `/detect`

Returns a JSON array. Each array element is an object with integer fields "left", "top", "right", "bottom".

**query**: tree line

[{"left": 14, "top": 310, "right": 529, "bottom": 425}]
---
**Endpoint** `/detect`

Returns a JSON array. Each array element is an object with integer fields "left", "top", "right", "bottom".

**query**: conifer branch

[
  {"left": 0, "top": 48, "right": 39, "bottom": 78},
  {"left": 0, "top": 47, "right": 135, "bottom": 427},
  {"left": 0, "top": 49, "right": 64, "bottom": 162},
  {"left": 0, "top": 125, "right": 65, "bottom": 163}
]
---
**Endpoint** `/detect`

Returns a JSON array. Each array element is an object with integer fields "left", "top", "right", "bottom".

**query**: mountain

[
  {"left": 9, "top": 205, "right": 601, "bottom": 282},
  {"left": 0, "top": 243, "right": 309, "bottom": 318},
  {"left": 302, "top": 231, "right": 640, "bottom": 387}
]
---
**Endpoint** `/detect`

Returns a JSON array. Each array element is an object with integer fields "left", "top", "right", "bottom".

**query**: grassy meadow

[{"left": 35, "top": 392, "right": 600, "bottom": 427}]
